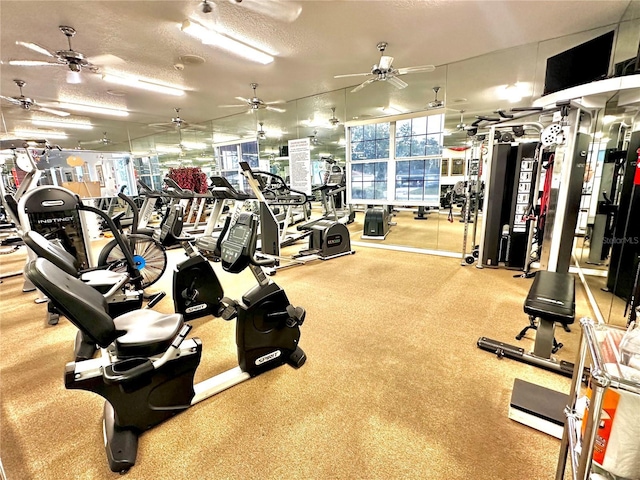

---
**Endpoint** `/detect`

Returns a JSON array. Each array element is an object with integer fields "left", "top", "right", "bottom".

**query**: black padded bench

[
  {"left": 517, "top": 270, "right": 575, "bottom": 358},
  {"left": 477, "top": 271, "right": 577, "bottom": 438},
  {"left": 477, "top": 270, "right": 577, "bottom": 378}
]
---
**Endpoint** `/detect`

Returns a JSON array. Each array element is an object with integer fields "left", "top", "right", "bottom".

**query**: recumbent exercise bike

[{"left": 26, "top": 210, "right": 306, "bottom": 473}]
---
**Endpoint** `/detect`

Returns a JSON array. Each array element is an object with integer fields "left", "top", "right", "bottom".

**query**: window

[
  {"left": 395, "top": 159, "right": 441, "bottom": 202},
  {"left": 241, "top": 142, "right": 259, "bottom": 168},
  {"left": 396, "top": 116, "right": 443, "bottom": 158},
  {"left": 350, "top": 123, "right": 390, "bottom": 160},
  {"left": 351, "top": 162, "right": 387, "bottom": 200},
  {"left": 215, "top": 140, "right": 259, "bottom": 189},
  {"left": 347, "top": 114, "right": 443, "bottom": 205}
]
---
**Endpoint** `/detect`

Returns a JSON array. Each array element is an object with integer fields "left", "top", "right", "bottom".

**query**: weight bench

[
  {"left": 477, "top": 271, "right": 577, "bottom": 438},
  {"left": 517, "top": 270, "right": 575, "bottom": 357},
  {"left": 477, "top": 270, "right": 576, "bottom": 377}
]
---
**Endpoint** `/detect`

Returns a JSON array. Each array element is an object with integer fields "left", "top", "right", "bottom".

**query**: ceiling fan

[
  {"left": 427, "top": 86, "right": 444, "bottom": 109},
  {"left": 0, "top": 79, "right": 69, "bottom": 116},
  {"left": 257, "top": 122, "right": 267, "bottom": 140},
  {"left": 328, "top": 107, "right": 340, "bottom": 127},
  {"left": 199, "top": 0, "right": 302, "bottom": 22},
  {"left": 148, "top": 108, "right": 207, "bottom": 131},
  {"left": 81, "top": 132, "right": 113, "bottom": 147},
  {"left": 9, "top": 25, "right": 122, "bottom": 84},
  {"left": 455, "top": 111, "right": 467, "bottom": 131},
  {"left": 219, "top": 83, "right": 286, "bottom": 113},
  {"left": 308, "top": 130, "right": 322, "bottom": 146},
  {"left": 334, "top": 42, "right": 436, "bottom": 93}
]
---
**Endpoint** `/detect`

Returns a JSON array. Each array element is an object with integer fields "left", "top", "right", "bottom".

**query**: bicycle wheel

[{"left": 98, "top": 234, "right": 167, "bottom": 289}]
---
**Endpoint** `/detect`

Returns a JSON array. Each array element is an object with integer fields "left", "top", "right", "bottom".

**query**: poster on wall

[{"left": 288, "top": 137, "right": 312, "bottom": 195}]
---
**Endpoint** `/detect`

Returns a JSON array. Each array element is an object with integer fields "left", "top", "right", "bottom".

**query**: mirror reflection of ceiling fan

[
  {"left": 219, "top": 83, "right": 286, "bottom": 113},
  {"left": 309, "top": 130, "right": 322, "bottom": 145},
  {"left": 257, "top": 122, "right": 267, "bottom": 140},
  {"left": 427, "top": 86, "right": 444, "bottom": 109},
  {"left": 8, "top": 25, "right": 123, "bottom": 84},
  {"left": 0, "top": 79, "right": 69, "bottom": 116},
  {"left": 334, "top": 42, "right": 436, "bottom": 93},
  {"left": 328, "top": 107, "right": 340, "bottom": 127},
  {"left": 148, "top": 108, "right": 207, "bottom": 131},
  {"left": 199, "top": 0, "right": 302, "bottom": 22},
  {"left": 80, "top": 132, "right": 112, "bottom": 148}
]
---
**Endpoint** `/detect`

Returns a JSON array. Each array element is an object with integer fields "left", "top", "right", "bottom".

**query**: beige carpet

[
  {"left": 0, "top": 236, "right": 593, "bottom": 480},
  {"left": 347, "top": 208, "right": 482, "bottom": 255}
]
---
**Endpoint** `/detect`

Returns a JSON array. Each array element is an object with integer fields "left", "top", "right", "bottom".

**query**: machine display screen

[{"left": 231, "top": 225, "right": 249, "bottom": 242}]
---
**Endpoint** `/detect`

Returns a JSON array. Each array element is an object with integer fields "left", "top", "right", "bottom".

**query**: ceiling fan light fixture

[
  {"left": 102, "top": 73, "right": 185, "bottom": 96},
  {"left": 180, "top": 19, "right": 274, "bottom": 65},
  {"left": 58, "top": 102, "right": 129, "bottom": 117},
  {"left": 66, "top": 70, "right": 82, "bottom": 84},
  {"left": 32, "top": 119, "right": 93, "bottom": 130}
]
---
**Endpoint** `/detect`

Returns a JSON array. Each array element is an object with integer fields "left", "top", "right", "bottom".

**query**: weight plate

[{"left": 541, "top": 123, "right": 562, "bottom": 146}]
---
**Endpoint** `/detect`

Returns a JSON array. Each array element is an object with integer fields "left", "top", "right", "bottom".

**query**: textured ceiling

[{"left": 0, "top": 0, "right": 638, "bottom": 156}]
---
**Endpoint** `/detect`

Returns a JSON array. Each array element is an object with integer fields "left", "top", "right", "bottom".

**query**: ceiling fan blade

[
  {"left": 379, "top": 55, "right": 393, "bottom": 70},
  {"left": 0, "top": 95, "right": 21, "bottom": 105},
  {"left": 227, "top": 0, "right": 302, "bottom": 22},
  {"left": 351, "top": 78, "right": 376, "bottom": 93},
  {"left": 37, "top": 106, "right": 71, "bottom": 117},
  {"left": 86, "top": 54, "right": 125, "bottom": 66},
  {"left": 15, "top": 41, "right": 54, "bottom": 57},
  {"left": 8, "top": 60, "right": 63, "bottom": 66},
  {"left": 396, "top": 65, "right": 436, "bottom": 75},
  {"left": 334, "top": 72, "right": 372, "bottom": 79},
  {"left": 219, "top": 104, "right": 249, "bottom": 108},
  {"left": 265, "top": 106, "right": 286, "bottom": 113},
  {"left": 386, "top": 76, "right": 408, "bottom": 89},
  {"left": 234, "top": 96, "right": 251, "bottom": 103},
  {"left": 265, "top": 100, "right": 286, "bottom": 105}
]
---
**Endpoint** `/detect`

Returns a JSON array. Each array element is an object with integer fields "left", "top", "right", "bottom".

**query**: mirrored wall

[{"left": 119, "top": 14, "right": 640, "bottom": 256}]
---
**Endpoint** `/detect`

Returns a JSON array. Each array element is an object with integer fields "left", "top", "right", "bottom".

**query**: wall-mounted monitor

[{"left": 543, "top": 30, "right": 615, "bottom": 95}]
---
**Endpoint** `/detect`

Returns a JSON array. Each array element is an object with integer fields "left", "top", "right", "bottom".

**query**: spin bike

[{"left": 25, "top": 209, "right": 306, "bottom": 473}]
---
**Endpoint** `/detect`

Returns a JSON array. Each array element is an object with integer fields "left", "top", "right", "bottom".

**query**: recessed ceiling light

[
  {"left": 106, "top": 89, "right": 127, "bottom": 97},
  {"left": 179, "top": 54, "right": 206, "bottom": 65}
]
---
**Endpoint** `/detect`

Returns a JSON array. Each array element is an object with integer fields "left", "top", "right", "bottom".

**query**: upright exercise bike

[{"left": 25, "top": 210, "right": 306, "bottom": 473}]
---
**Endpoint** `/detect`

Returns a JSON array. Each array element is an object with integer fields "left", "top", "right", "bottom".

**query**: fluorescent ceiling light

[
  {"left": 181, "top": 19, "right": 274, "bottom": 65},
  {"left": 58, "top": 103, "right": 130, "bottom": 117},
  {"left": 156, "top": 146, "right": 183, "bottom": 153},
  {"left": 102, "top": 74, "right": 185, "bottom": 96},
  {"left": 180, "top": 141, "right": 207, "bottom": 149},
  {"left": 32, "top": 119, "right": 93, "bottom": 130},
  {"left": 380, "top": 105, "right": 403, "bottom": 114},
  {"left": 14, "top": 130, "right": 68, "bottom": 140}
]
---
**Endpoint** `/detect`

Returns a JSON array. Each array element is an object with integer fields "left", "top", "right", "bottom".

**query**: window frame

[{"left": 346, "top": 109, "right": 445, "bottom": 206}]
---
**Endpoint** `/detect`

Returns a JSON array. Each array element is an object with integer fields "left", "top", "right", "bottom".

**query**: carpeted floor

[{"left": 0, "top": 233, "right": 593, "bottom": 480}]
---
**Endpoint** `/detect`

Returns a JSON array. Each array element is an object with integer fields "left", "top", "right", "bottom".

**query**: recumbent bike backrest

[{"left": 25, "top": 258, "right": 119, "bottom": 348}]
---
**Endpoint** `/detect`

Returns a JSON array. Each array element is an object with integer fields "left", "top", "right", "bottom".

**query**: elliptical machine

[{"left": 25, "top": 206, "right": 306, "bottom": 473}]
